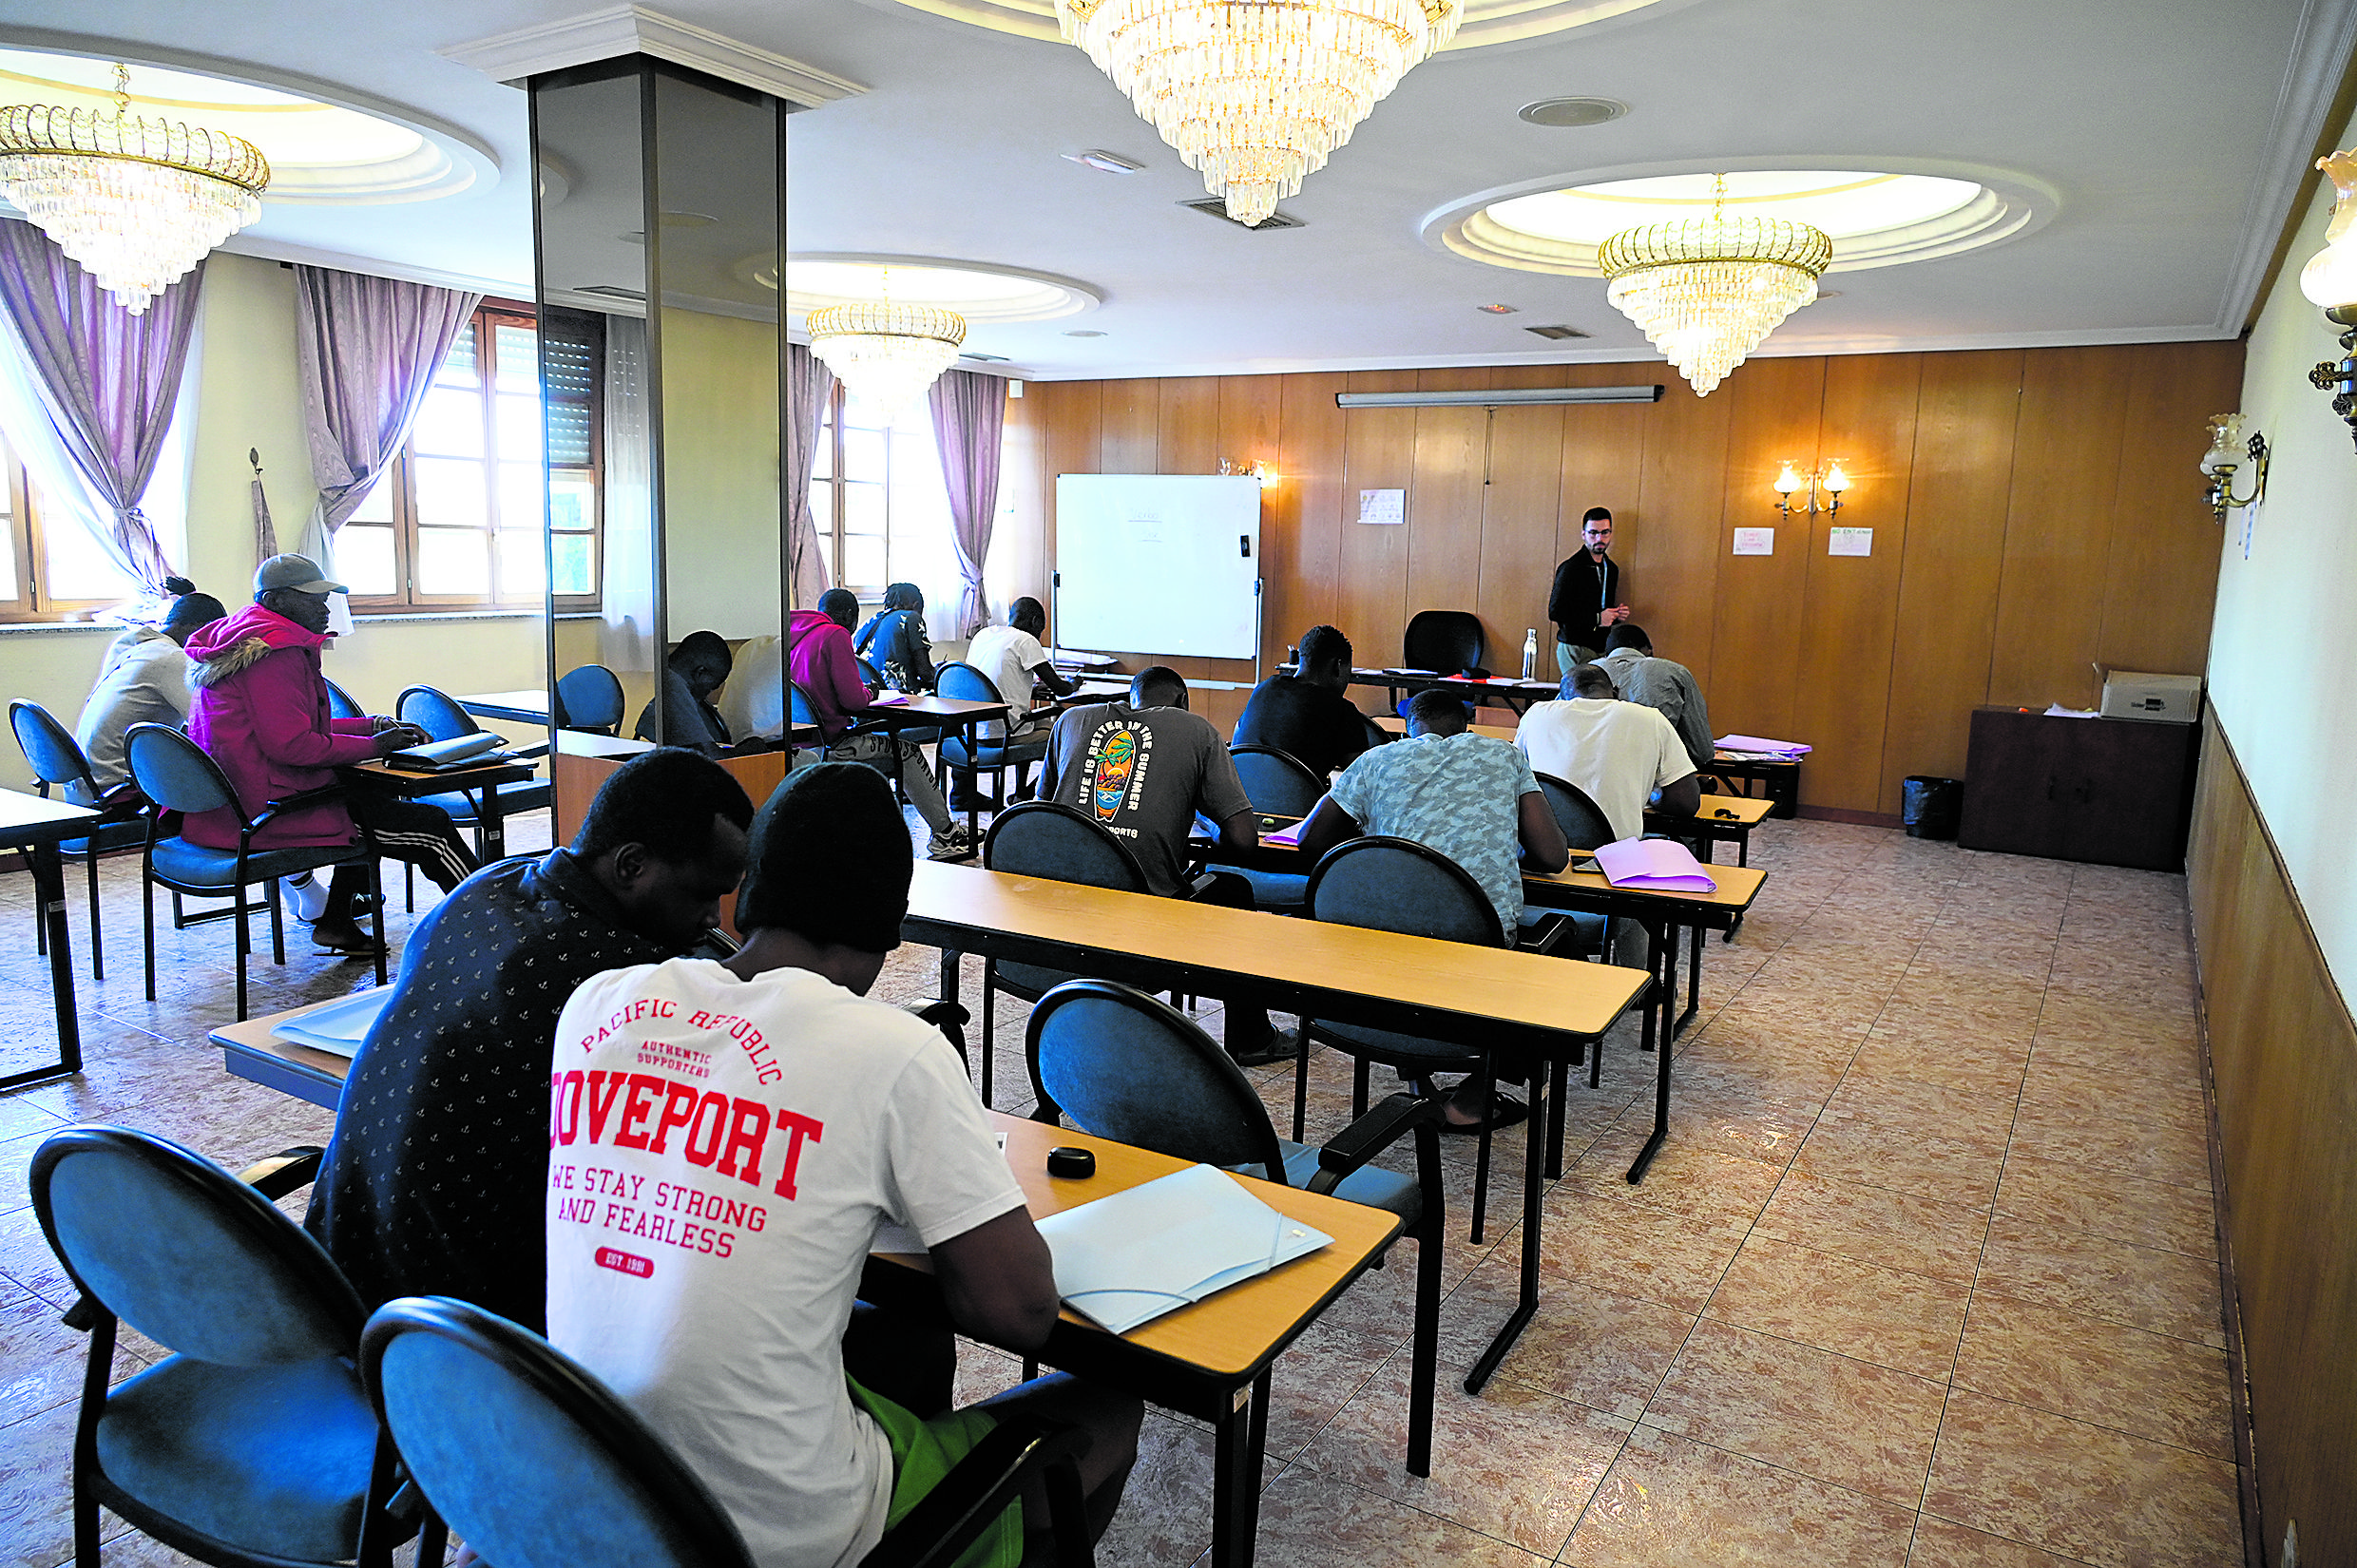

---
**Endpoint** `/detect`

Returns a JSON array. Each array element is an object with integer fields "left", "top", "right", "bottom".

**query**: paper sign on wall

[
  {"left": 1358, "top": 488, "right": 1406, "bottom": 525},
  {"left": 1732, "top": 527, "right": 1774, "bottom": 556},
  {"left": 1828, "top": 527, "right": 1873, "bottom": 557}
]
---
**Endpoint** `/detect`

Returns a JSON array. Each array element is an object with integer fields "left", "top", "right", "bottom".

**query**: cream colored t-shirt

[{"left": 1515, "top": 698, "right": 1695, "bottom": 842}]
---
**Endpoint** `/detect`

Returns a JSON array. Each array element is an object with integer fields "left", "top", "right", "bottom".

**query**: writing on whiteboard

[{"left": 1358, "top": 488, "right": 1405, "bottom": 526}]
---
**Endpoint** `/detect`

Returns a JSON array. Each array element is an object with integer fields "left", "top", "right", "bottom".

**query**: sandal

[
  {"left": 311, "top": 925, "right": 385, "bottom": 959},
  {"left": 1440, "top": 1090, "right": 1529, "bottom": 1136}
]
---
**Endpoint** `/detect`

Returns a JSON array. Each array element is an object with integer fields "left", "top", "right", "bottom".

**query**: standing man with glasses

[{"left": 1548, "top": 507, "right": 1632, "bottom": 676}]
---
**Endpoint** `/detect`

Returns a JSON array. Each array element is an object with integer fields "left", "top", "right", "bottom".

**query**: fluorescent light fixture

[{"left": 1334, "top": 385, "right": 1663, "bottom": 408}]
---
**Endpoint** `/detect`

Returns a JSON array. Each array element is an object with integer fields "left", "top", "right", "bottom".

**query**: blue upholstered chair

[
  {"left": 977, "top": 801, "right": 1150, "bottom": 1106},
  {"left": 360, "top": 1294, "right": 1098, "bottom": 1568},
  {"left": 553, "top": 664, "right": 625, "bottom": 736},
  {"left": 29, "top": 1126, "right": 420, "bottom": 1568},
  {"left": 935, "top": 661, "right": 1050, "bottom": 814},
  {"left": 1301, "top": 836, "right": 1576, "bottom": 1242},
  {"left": 1225, "top": 744, "right": 1325, "bottom": 913},
  {"left": 9, "top": 699, "right": 148, "bottom": 981},
  {"left": 394, "top": 684, "right": 551, "bottom": 886},
  {"left": 1026, "top": 978, "right": 1447, "bottom": 1478},
  {"left": 1533, "top": 772, "right": 1615, "bottom": 851},
  {"left": 322, "top": 678, "right": 366, "bottom": 723},
  {"left": 124, "top": 723, "right": 384, "bottom": 1019}
]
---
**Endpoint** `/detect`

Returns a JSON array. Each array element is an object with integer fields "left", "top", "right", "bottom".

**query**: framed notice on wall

[
  {"left": 1829, "top": 527, "right": 1873, "bottom": 557},
  {"left": 1732, "top": 527, "right": 1773, "bottom": 556},
  {"left": 1358, "top": 488, "right": 1406, "bottom": 525}
]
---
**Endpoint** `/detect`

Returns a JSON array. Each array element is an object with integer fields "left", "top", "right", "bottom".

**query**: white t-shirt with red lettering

[{"left": 545, "top": 958, "right": 1025, "bottom": 1568}]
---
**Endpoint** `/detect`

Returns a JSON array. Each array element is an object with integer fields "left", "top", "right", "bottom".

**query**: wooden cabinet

[{"left": 1957, "top": 707, "right": 2200, "bottom": 870}]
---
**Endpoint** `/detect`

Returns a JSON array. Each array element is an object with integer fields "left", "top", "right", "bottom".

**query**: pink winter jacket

[{"left": 182, "top": 603, "right": 382, "bottom": 851}]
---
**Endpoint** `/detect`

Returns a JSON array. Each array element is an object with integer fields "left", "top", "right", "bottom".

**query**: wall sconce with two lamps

[
  {"left": 2301, "top": 149, "right": 2357, "bottom": 451},
  {"left": 1773, "top": 460, "right": 1850, "bottom": 517}
]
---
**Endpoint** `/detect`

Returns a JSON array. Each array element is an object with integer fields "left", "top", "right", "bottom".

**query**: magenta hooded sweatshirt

[{"left": 182, "top": 603, "right": 381, "bottom": 851}]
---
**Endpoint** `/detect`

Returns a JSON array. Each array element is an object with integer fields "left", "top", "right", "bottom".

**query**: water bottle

[{"left": 1521, "top": 628, "right": 1538, "bottom": 681}]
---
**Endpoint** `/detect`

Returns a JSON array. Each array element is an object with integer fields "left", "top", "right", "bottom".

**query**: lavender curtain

[
  {"left": 785, "top": 342, "right": 834, "bottom": 609},
  {"left": 0, "top": 219, "right": 199, "bottom": 593},
  {"left": 928, "top": 368, "right": 1006, "bottom": 637},
  {"left": 294, "top": 266, "right": 481, "bottom": 538}
]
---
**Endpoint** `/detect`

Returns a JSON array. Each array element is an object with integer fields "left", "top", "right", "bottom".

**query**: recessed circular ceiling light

[
  {"left": 1519, "top": 98, "right": 1627, "bottom": 128},
  {"left": 764, "top": 255, "right": 1102, "bottom": 323},
  {"left": 1064, "top": 330, "right": 1107, "bottom": 337}
]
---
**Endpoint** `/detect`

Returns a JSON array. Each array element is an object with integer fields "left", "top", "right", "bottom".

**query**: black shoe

[
  {"left": 1439, "top": 1091, "right": 1529, "bottom": 1136},
  {"left": 1228, "top": 1028, "right": 1300, "bottom": 1068}
]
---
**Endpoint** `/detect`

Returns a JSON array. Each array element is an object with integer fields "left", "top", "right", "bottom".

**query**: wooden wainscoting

[{"left": 2189, "top": 710, "right": 2357, "bottom": 1566}]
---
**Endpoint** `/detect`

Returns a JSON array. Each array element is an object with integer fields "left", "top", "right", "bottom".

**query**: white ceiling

[{"left": 1, "top": 0, "right": 2350, "bottom": 380}]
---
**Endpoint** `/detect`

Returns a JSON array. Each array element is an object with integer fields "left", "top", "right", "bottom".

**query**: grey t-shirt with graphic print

[{"left": 1041, "top": 701, "right": 1252, "bottom": 898}]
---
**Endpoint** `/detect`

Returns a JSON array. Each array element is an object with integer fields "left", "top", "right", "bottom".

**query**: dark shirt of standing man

[
  {"left": 1235, "top": 624, "right": 1381, "bottom": 778},
  {"left": 1548, "top": 507, "right": 1630, "bottom": 667},
  {"left": 305, "top": 748, "right": 755, "bottom": 1330}
]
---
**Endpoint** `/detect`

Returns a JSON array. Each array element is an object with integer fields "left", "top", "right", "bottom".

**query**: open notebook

[
  {"left": 1034, "top": 1163, "right": 1332, "bottom": 1334},
  {"left": 268, "top": 987, "right": 397, "bottom": 1058}
]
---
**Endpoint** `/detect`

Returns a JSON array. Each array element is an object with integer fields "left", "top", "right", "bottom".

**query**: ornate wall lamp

[
  {"left": 1773, "top": 459, "right": 1849, "bottom": 518},
  {"left": 2200, "top": 414, "right": 2269, "bottom": 523},
  {"left": 2302, "top": 149, "right": 2357, "bottom": 451}
]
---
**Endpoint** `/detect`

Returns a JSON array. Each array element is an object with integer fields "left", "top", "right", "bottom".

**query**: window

[
  {"left": 808, "top": 385, "right": 960, "bottom": 612},
  {"left": 339, "top": 302, "right": 603, "bottom": 614},
  {"left": 0, "top": 430, "right": 143, "bottom": 622}
]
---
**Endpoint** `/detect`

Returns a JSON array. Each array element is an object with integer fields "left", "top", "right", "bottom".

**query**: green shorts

[{"left": 847, "top": 1376, "right": 1024, "bottom": 1568}]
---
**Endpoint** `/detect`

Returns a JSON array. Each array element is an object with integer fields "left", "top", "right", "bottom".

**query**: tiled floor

[{"left": 0, "top": 814, "right": 2239, "bottom": 1568}]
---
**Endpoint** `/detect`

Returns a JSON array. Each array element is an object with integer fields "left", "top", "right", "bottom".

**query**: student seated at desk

[
  {"left": 306, "top": 748, "right": 754, "bottom": 1330},
  {"left": 1233, "top": 622, "right": 1385, "bottom": 778},
  {"left": 633, "top": 629, "right": 735, "bottom": 755},
  {"left": 68, "top": 576, "right": 225, "bottom": 800},
  {"left": 793, "top": 588, "right": 971, "bottom": 860},
  {"left": 183, "top": 553, "right": 467, "bottom": 957},
  {"left": 1042, "top": 665, "right": 1295, "bottom": 1065},
  {"left": 854, "top": 581, "right": 937, "bottom": 693},
  {"left": 1595, "top": 623, "right": 1715, "bottom": 771},
  {"left": 966, "top": 595, "right": 1075, "bottom": 741},
  {"left": 546, "top": 763, "right": 1140, "bottom": 1568},
  {"left": 1295, "top": 688, "right": 1570, "bottom": 1133}
]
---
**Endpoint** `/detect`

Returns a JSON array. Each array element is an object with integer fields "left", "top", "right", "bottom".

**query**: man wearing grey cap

[{"left": 182, "top": 553, "right": 477, "bottom": 954}]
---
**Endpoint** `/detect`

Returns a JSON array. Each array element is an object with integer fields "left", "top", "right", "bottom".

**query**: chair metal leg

[
  {"left": 404, "top": 859, "right": 414, "bottom": 913},
  {"left": 268, "top": 877, "right": 286, "bottom": 966},
  {"left": 1352, "top": 1057, "right": 1369, "bottom": 1118},
  {"left": 1291, "top": 1025, "right": 1312, "bottom": 1141},
  {"left": 84, "top": 851, "right": 102, "bottom": 983},
  {"left": 234, "top": 880, "right": 251, "bottom": 1022},
  {"left": 142, "top": 872, "right": 156, "bottom": 1003},
  {"left": 1468, "top": 1060, "right": 1496, "bottom": 1245},
  {"left": 369, "top": 859, "right": 388, "bottom": 988},
  {"left": 979, "top": 959, "right": 998, "bottom": 1106},
  {"left": 1408, "top": 1206, "right": 1441, "bottom": 1477}
]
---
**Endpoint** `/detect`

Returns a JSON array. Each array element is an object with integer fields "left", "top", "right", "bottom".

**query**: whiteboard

[{"left": 1054, "top": 475, "right": 1262, "bottom": 660}]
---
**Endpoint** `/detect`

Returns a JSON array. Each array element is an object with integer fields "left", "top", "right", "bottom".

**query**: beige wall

[
  {"left": 658, "top": 306, "right": 784, "bottom": 642},
  {"left": 0, "top": 253, "right": 543, "bottom": 790}
]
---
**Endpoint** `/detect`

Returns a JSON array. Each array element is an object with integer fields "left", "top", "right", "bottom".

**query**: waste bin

[{"left": 1902, "top": 775, "right": 1964, "bottom": 840}]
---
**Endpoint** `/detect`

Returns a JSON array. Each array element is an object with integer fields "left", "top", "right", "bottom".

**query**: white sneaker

[{"left": 927, "top": 825, "right": 976, "bottom": 861}]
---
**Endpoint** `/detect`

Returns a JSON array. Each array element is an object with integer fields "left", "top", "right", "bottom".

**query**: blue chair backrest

[
  {"left": 10, "top": 699, "right": 94, "bottom": 792},
  {"left": 398, "top": 685, "right": 477, "bottom": 743},
  {"left": 1229, "top": 745, "right": 1325, "bottom": 815},
  {"left": 1534, "top": 772, "right": 1616, "bottom": 851},
  {"left": 985, "top": 801, "right": 1148, "bottom": 892},
  {"left": 31, "top": 1126, "right": 363, "bottom": 1365},
  {"left": 362, "top": 1298, "right": 757, "bottom": 1568},
  {"left": 1404, "top": 610, "right": 1485, "bottom": 676},
  {"left": 323, "top": 678, "right": 365, "bottom": 722},
  {"left": 125, "top": 722, "right": 240, "bottom": 818},
  {"left": 1306, "top": 836, "right": 1504, "bottom": 948},
  {"left": 1028, "top": 980, "right": 1285, "bottom": 1181},
  {"left": 556, "top": 665, "right": 624, "bottom": 733},
  {"left": 788, "top": 682, "right": 819, "bottom": 729},
  {"left": 935, "top": 660, "right": 1004, "bottom": 705}
]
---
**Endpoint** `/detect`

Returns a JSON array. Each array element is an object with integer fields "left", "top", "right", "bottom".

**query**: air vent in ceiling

[
  {"left": 1524, "top": 324, "right": 1589, "bottom": 340},
  {"left": 1180, "top": 197, "right": 1304, "bottom": 230}
]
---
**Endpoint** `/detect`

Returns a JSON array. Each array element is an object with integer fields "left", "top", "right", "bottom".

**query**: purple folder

[
  {"left": 1592, "top": 837, "right": 1718, "bottom": 893},
  {"left": 1715, "top": 734, "right": 1811, "bottom": 755}
]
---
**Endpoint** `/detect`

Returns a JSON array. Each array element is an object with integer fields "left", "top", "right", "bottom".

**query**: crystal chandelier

[
  {"left": 1598, "top": 175, "right": 1831, "bottom": 396},
  {"left": 1054, "top": 0, "right": 1462, "bottom": 227},
  {"left": 807, "top": 285, "right": 968, "bottom": 415},
  {"left": 0, "top": 64, "right": 269, "bottom": 316}
]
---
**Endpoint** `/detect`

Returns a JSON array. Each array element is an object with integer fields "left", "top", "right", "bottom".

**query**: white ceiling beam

[{"left": 437, "top": 5, "right": 867, "bottom": 108}]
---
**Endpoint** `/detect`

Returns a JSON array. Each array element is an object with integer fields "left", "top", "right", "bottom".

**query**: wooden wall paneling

[
  {"left": 1876, "top": 350, "right": 2022, "bottom": 814},
  {"left": 2098, "top": 340, "right": 2247, "bottom": 679},
  {"left": 1270, "top": 373, "right": 1347, "bottom": 663},
  {"left": 1407, "top": 366, "right": 1493, "bottom": 649},
  {"left": 1989, "top": 346, "right": 2134, "bottom": 710},
  {"left": 1550, "top": 364, "right": 1653, "bottom": 680},
  {"left": 1157, "top": 376, "right": 1221, "bottom": 475},
  {"left": 1099, "top": 378, "right": 1160, "bottom": 475},
  {"left": 1704, "top": 355, "right": 1827, "bottom": 747},
  {"left": 1219, "top": 374, "right": 1286, "bottom": 663},
  {"left": 1627, "top": 373, "right": 1733, "bottom": 693},
  {"left": 1476, "top": 366, "right": 1567, "bottom": 678},
  {"left": 2191, "top": 715, "right": 2357, "bottom": 1567},
  {"left": 1038, "top": 380, "right": 1103, "bottom": 630},
  {"left": 1790, "top": 353, "right": 1924, "bottom": 812},
  {"left": 1338, "top": 370, "right": 1417, "bottom": 672},
  {"left": 992, "top": 382, "right": 1048, "bottom": 617}
]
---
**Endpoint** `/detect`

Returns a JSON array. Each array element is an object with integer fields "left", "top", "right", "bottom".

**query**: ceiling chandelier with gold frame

[
  {"left": 1598, "top": 174, "right": 1832, "bottom": 396},
  {"left": 807, "top": 279, "right": 968, "bottom": 415},
  {"left": 0, "top": 63, "right": 270, "bottom": 316},
  {"left": 1053, "top": 0, "right": 1462, "bottom": 227}
]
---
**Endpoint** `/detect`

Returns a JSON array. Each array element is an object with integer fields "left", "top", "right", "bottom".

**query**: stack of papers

[
  {"left": 872, "top": 692, "right": 910, "bottom": 706},
  {"left": 1592, "top": 837, "right": 1718, "bottom": 892},
  {"left": 1034, "top": 1163, "right": 1333, "bottom": 1333},
  {"left": 1715, "top": 734, "right": 1811, "bottom": 759},
  {"left": 269, "top": 988, "right": 396, "bottom": 1058}
]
